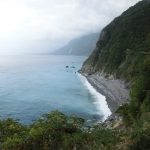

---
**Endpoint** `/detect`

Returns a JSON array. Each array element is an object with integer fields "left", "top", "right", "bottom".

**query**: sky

[{"left": 0, "top": 0, "right": 140, "bottom": 55}]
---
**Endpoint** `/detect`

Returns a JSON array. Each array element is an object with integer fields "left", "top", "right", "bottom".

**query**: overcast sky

[{"left": 0, "top": 0, "right": 140, "bottom": 54}]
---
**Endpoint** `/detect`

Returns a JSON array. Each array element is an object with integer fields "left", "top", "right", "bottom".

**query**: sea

[{"left": 0, "top": 55, "right": 111, "bottom": 125}]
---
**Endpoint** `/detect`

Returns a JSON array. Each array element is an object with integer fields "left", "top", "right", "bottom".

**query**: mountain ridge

[
  {"left": 1, "top": 1, "right": 150, "bottom": 149},
  {"left": 79, "top": 0, "right": 150, "bottom": 132},
  {"left": 51, "top": 32, "right": 100, "bottom": 56},
  {"left": 80, "top": 0, "right": 150, "bottom": 81}
]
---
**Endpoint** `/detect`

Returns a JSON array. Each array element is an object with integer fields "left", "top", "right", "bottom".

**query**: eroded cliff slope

[{"left": 81, "top": 0, "right": 150, "bottom": 82}]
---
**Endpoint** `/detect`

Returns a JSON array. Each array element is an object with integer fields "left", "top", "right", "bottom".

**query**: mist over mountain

[
  {"left": 2, "top": 0, "right": 150, "bottom": 149},
  {"left": 81, "top": 0, "right": 150, "bottom": 81},
  {"left": 51, "top": 32, "right": 100, "bottom": 56}
]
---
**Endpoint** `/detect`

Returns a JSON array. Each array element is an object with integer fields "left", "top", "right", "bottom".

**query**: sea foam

[{"left": 77, "top": 73, "right": 111, "bottom": 121}]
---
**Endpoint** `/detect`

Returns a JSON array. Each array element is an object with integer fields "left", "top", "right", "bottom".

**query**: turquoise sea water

[{"left": 0, "top": 55, "right": 109, "bottom": 125}]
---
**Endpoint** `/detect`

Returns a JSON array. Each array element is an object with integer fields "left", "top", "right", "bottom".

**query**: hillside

[
  {"left": 79, "top": 0, "right": 150, "bottom": 148},
  {"left": 81, "top": 0, "right": 150, "bottom": 82},
  {"left": 1, "top": 1, "right": 150, "bottom": 150},
  {"left": 51, "top": 32, "right": 100, "bottom": 56}
]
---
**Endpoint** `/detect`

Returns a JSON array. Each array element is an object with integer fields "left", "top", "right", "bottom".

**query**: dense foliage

[
  {"left": 84, "top": 1, "right": 150, "bottom": 81},
  {"left": 0, "top": 110, "right": 124, "bottom": 150},
  {"left": 83, "top": 1, "right": 150, "bottom": 123},
  {"left": 1, "top": 110, "right": 150, "bottom": 149},
  {"left": 1, "top": 1, "right": 150, "bottom": 149},
  {"left": 81, "top": 0, "right": 150, "bottom": 149}
]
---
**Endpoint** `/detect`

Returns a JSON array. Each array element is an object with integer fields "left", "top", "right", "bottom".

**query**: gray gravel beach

[{"left": 85, "top": 74, "right": 130, "bottom": 117}]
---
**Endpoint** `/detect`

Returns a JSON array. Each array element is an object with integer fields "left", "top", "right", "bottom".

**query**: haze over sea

[{"left": 0, "top": 55, "right": 110, "bottom": 125}]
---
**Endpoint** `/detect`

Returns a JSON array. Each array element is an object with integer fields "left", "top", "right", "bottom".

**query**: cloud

[{"left": 0, "top": 0, "right": 140, "bottom": 54}]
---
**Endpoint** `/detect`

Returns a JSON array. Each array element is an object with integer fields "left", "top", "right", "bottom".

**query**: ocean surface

[{"left": 0, "top": 55, "right": 110, "bottom": 125}]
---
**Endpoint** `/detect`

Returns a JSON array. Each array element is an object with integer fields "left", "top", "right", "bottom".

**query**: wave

[{"left": 77, "top": 73, "right": 111, "bottom": 121}]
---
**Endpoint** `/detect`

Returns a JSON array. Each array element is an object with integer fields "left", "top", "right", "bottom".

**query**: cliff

[
  {"left": 1, "top": 1, "right": 150, "bottom": 149},
  {"left": 80, "top": 0, "right": 150, "bottom": 131},
  {"left": 80, "top": 0, "right": 150, "bottom": 82},
  {"left": 51, "top": 32, "right": 100, "bottom": 56}
]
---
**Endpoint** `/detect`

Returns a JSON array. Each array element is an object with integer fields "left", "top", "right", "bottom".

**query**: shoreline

[
  {"left": 79, "top": 72, "right": 130, "bottom": 119},
  {"left": 77, "top": 73, "right": 111, "bottom": 121}
]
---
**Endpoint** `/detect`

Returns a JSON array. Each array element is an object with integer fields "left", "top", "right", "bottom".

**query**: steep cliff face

[
  {"left": 81, "top": 0, "right": 150, "bottom": 81},
  {"left": 80, "top": 22, "right": 116, "bottom": 78}
]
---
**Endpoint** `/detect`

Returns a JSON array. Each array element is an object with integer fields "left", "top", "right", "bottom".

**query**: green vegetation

[
  {"left": 1, "top": 110, "right": 150, "bottom": 150},
  {"left": 81, "top": 0, "right": 150, "bottom": 149},
  {"left": 1, "top": 110, "right": 150, "bottom": 149},
  {"left": 83, "top": 0, "right": 150, "bottom": 123},
  {"left": 1, "top": 1, "right": 150, "bottom": 149},
  {"left": 84, "top": 1, "right": 150, "bottom": 81},
  {"left": 0, "top": 110, "right": 123, "bottom": 150}
]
